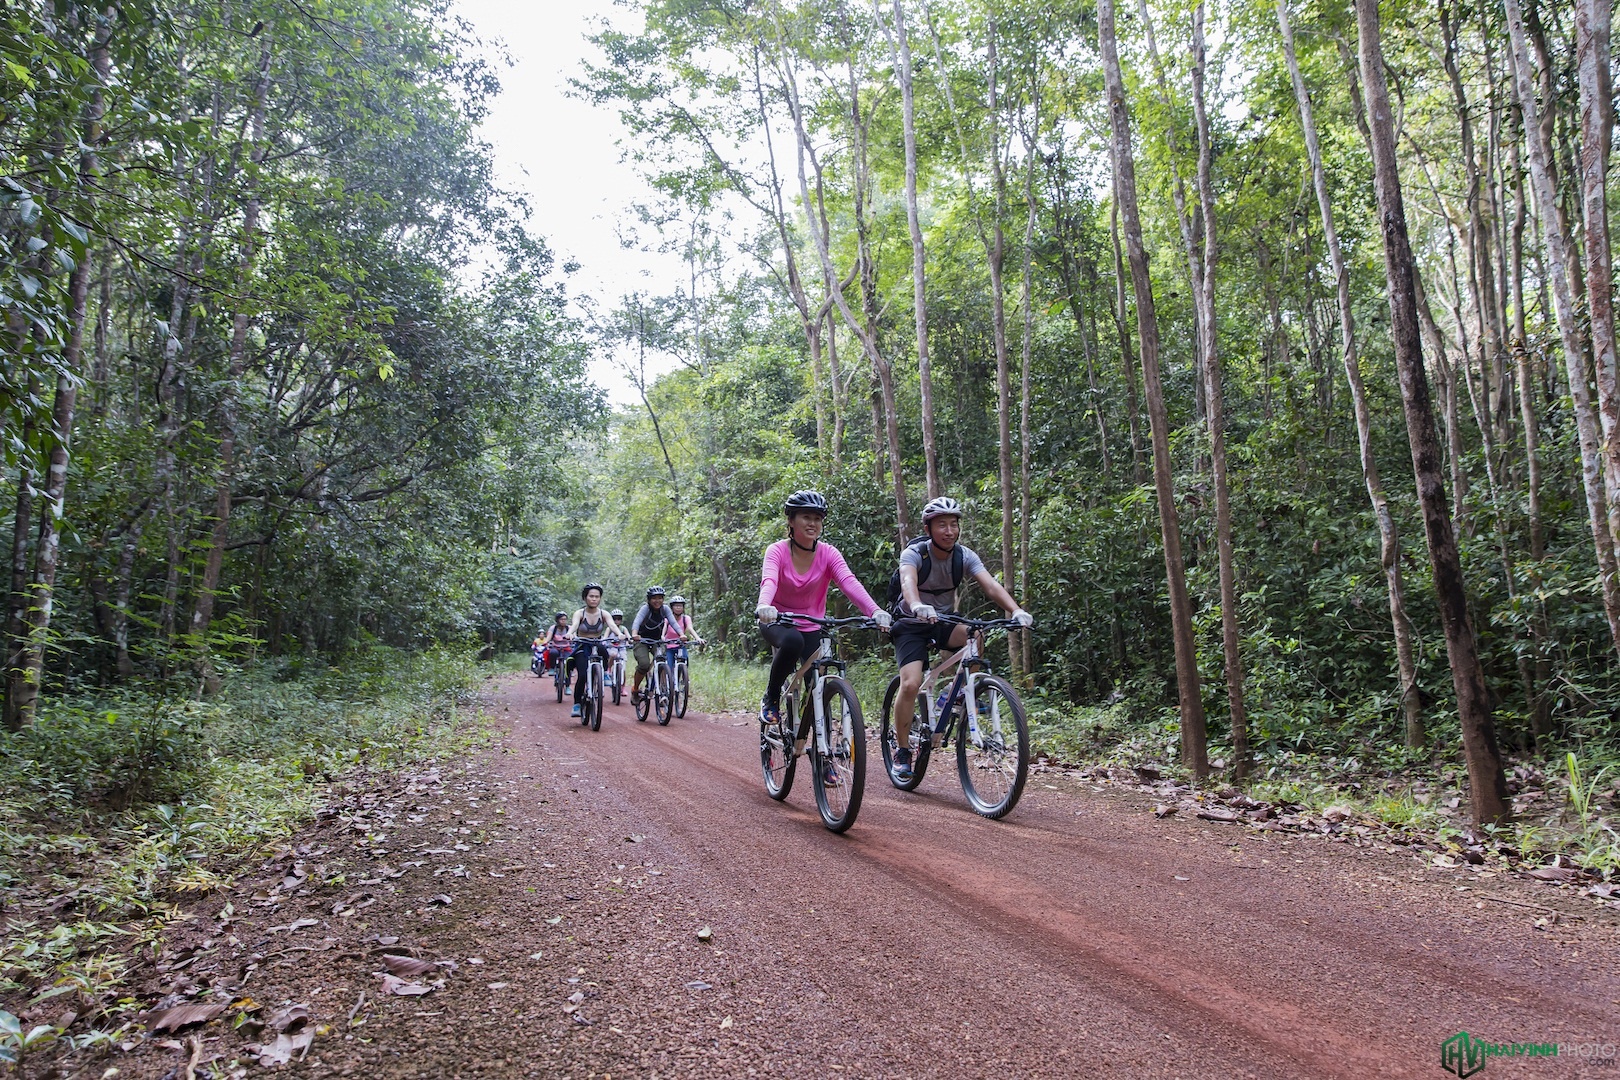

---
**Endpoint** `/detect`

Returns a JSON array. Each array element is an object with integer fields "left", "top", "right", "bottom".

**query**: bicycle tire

[
  {"left": 955, "top": 674, "right": 1028, "bottom": 818},
  {"left": 879, "top": 675, "right": 932, "bottom": 791},
  {"left": 810, "top": 677, "right": 865, "bottom": 832},
  {"left": 555, "top": 663, "right": 565, "bottom": 703},
  {"left": 654, "top": 664, "right": 673, "bottom": 725},
  {"left": 634, "top": 675, "right": 651, "bottom": 722},
  {"left": 761, "top": 690, "right": 799, "bottom": 801},
  {"left": 589, "top": 664, "right": 605, "bottom": 731},
  {"left": 612, "top": 660, "right": 623, "bottom": 706},
  {"left": 674, "top": 662, "right": 690, "bottom": 718}
]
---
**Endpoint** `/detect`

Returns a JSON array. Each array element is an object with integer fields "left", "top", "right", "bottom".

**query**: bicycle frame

[
  {"left": 915, "top": 629, "right": 989, "bottom": 747},
  {"left": 786, "top": 628, "right": 849, "bottom": 759}
]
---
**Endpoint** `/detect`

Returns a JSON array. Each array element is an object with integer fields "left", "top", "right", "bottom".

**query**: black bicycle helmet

[
  {"left": 646, "top": 585, "right": 666, "bottom": 599},
  {"left": 783, "top": 489, "right": 828, "bottom": 515},
  {"left": 581, "top": 582, "right": 603, "bottom": 599},
  {"left": 553, "top": 612, "right": 567, "bottom": 622}
]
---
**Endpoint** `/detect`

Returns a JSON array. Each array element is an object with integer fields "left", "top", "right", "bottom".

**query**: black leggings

[{"left": 762, "top": 622, "right": 817, "bottom": 713}]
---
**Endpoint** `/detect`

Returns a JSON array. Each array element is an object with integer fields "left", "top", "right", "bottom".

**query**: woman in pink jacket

[{"left": 754, "top": 490, "right": 892, "bottom": 725}]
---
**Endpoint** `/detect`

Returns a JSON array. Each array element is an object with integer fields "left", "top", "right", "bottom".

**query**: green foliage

[{"left": 0, "top": 648, "right": 488, "bottom": 1014}]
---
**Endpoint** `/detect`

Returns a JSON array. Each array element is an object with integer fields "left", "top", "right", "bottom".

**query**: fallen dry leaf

[
  {"left": 252, "top": 1029, "right": 315, "bottom": 1066},
  {"left": 1529, "top": 865, "right": 1578, "bottom": 882},
  {"left": 720, "top": 1016, "right": 734, "bottom": 1029},
  {"left": 262, "top": 1004, "right": 310, "bottom": 1034},
  {"left": 377, "top": 974, "right": 434, "bottom": 996},
  {"left": 268, "top": 918, "right": 319, "bottom": 933},
  {"left": 696, "top": 926, "right": 713, "bottom": 942},
  {"left": 379, "top": 954, "right": 438, "bottom": 978},
  {"left": 148, "top": 1001, "right": 230, "bottom": 1032},
  {"left": 1153, "top": 804, "right": 1177, "bottom": 818}
]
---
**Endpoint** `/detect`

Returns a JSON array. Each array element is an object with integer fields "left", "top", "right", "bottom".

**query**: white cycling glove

[
  {"left": 1012, "top": 609, "right": 1033, "bottom": 627},
  {"left": 755, "top": 604, "right": 778, "bottom": 624},
  {"left": 911, "top": 604, "right": 938, "bottom": 622},
  {"left": 871, "top": 610, "right": 893, "bottom": 630}
]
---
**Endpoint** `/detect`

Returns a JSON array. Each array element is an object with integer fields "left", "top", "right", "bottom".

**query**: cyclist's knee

[{"left": 897, "top": 664, "right": 924, "bottom": 694}]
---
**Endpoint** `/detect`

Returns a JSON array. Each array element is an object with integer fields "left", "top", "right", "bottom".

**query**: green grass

[{"left": 0, "top": 646, "right": 492, "bottom": 1053}]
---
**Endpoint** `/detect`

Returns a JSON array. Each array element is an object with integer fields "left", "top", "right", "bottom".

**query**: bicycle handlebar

[
  {"left": 927, "top": 614, "right": 1025, "bottom": 631},
  {"left": 773, "top": 612, "right": 883, "bottom": 630}
]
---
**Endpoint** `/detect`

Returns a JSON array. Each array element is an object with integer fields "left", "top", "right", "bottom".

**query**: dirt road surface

[{"left": 86, "top": 674, "right": 1620, "bottom": 1079}]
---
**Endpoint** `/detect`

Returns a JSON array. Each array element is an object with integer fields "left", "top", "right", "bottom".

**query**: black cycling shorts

[{"left": 893, "top": 618, "right": 960, "bottom": 669}]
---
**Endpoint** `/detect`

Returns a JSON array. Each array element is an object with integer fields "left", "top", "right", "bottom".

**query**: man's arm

[
  {"left": 974, "top": 569, "right": 1020, "bottom": 615},
  {"left": 900, "top": 563, "right": 924, "bottom": 610}
]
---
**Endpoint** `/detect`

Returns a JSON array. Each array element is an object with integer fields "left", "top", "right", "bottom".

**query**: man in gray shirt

[{"left": 890, "top": 496, "right": 1032, "bottom": 781}]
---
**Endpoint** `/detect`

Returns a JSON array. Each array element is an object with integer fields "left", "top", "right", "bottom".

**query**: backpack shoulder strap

[{"left": 949, "top": 543, "right": 965, "bottom": 587}]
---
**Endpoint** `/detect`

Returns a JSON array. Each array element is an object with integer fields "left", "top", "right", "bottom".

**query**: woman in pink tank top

[{"left": 753, "top": 490, "right": 890, "bottom": 724}]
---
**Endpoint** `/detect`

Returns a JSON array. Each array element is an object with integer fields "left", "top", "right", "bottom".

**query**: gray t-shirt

[{"left": 899, "top": 542, "right": 986, "bottom": 616}]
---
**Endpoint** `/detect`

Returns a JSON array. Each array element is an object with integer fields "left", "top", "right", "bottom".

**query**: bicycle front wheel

[
  {"left": 589, "top": 664, "right": 605, "bottom": 731},
  {"left": 674, "top": 663, "right": 690, "bottom": 718},
  {"left": 634, "top": 675, "right": 651, "bottom": 722},
  {"left": 811, "top": 677, "right": 866, "bottom": 833},
  {"left": 956, "top": 675, "right": 1028, "bottom": 818},
  {"left": 612, "top": 661, "right": 623, "bottom": 705},
  {"left": 654, "top": 666, "right": 673, "bottom": 725},
  {"left": 555, "top": 663, "right": 566, "bottom": 703},
  {"left": 879, "top": 675, "right": 932, "bottom": 791}
]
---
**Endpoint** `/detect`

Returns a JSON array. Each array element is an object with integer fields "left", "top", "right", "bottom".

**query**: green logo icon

[{"left": 1442, "top": 1032, "right": 1487, "bottom": 1077}]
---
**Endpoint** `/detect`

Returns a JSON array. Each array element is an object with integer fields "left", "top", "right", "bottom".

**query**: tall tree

[
  {"left": 1356, "top": 0, "right": 1508, "bottom": 825},
  {"left": 1099, "top": 0, "right": 1207, "bottom": 777},
  {"left": 1276, "top": 0, "right": 1423, "bottom": 748}
]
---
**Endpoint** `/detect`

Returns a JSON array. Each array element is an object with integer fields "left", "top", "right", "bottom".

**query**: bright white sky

[{"left": 453, "top": 0, "right": 688, "bottom": 404}]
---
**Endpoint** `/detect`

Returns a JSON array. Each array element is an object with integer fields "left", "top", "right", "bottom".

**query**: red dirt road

[{"left": 88, "top": 674, "right": 1620, "bottom": 1079}]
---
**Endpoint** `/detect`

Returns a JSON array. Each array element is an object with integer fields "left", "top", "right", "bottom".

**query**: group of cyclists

[
  {"left": 533, "top": 487, "right": 1031, "bottom": 792},
  {"left": 754, "top": 489, "right": 1031, "bottom": 782},
  {"left": 531, "top": 586, "right": 703, "bottom": 717}
]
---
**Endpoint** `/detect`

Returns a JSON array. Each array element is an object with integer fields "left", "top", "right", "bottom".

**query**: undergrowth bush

[{"left": 0, "top": 646, "right": 489, "bottom": 1041}]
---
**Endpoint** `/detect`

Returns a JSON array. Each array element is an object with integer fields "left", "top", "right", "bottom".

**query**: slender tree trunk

[
  {"left": 8, "top": 11, "right": 114, "bottom": 726},
  {"left": 3, "top": 373, "right": 36, "bottom": 731},
  {"left": 1018, "top": 139, "right": 1038, "bottom": 676},
  {"left": 1099, "top": 0, "right": 1207, "bottom": 778},
  {"left": 1191, "top": 2, "right": 1247, "bottom": 777},
  {"left": 191, "top": 40, "right": 273, "bottom": 677},
  {"left": 1278, "top": 0, "right": 1422, "bottom": 747},
  {"left": 1357, "top": 0, "right": 1508, "bottom": 826},
  {"left": 1575, "top": 0, "right": 1620, "bottom": 568},
  {"left": 884, "top": 0, "right": 941, "bottom": 498},
  {"left": 1504, "top": 0, "right": 1620, "bottom": 656},
  {"left": 1109, "top": 185, "right": 1147, "bottom": 486}
]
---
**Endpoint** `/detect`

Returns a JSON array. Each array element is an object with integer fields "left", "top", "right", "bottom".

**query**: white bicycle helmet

[{"left": 921, "top": 496, "right": 964, "bottom": 526}]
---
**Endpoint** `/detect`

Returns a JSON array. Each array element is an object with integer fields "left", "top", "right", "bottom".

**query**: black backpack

[{"left": 886, "top": 536, "right": 965, "bottom": 615}]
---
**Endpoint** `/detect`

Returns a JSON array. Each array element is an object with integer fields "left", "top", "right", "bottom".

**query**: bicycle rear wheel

[
  {"left": 760, "top": 691, "right": 798, "bottom": 801},
  {"left": 674, "top": 663, "right": 690, "bottom": 718},
  {"left": 555, "top": 662, "right": 566, "bottom": 702},
  {"left": 589, "top": 664, "right": 605, "bottom": 731},
  {"left": 811, "top": 677, "right": 866, "bottom": 833},
  {"left": 879, "top": 675, "right": 932, "bottom": 791},
  {"left": 956, "top": 674, "right": 1028, "bottom": 818}
]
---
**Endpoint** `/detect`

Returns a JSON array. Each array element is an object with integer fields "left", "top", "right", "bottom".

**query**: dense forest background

[{"left": 6, "top": 0, "right": 1620, "bottom": 826}]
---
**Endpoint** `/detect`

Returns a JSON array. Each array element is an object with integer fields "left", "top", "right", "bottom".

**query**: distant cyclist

[
  {"left": 890, "top": 496, "right": 1031, "bottom": 781},
  {"left": 608, "top": 609, "right": 628, "bottom": 688},
  {"left": 568, "top": 584, "right": 627, "bottom": 717},
  {"left": 540, "top": 612, "right": 570, "bottom": 674},
  {"left": 663, "top": 594, "right": 704, "bottom": 682},
  {"left": 755, "top": 490, "right": 891, "bottom": 728},
  {"left": 628, "top": 587, "right": 672, "bottom": 704}
]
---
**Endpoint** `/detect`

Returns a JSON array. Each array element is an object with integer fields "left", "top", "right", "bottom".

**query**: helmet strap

[{"left": 790, "top": 536, "right": 819, "bottom": 553}]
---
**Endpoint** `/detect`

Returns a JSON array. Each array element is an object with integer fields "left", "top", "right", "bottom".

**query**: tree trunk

[
  {"left": 1108, "top": 185, "right": 1147, "bottom": 486},
  {"left": 1505, "top": 0, "right": 1620, "bottom": 656},
  {"left": 1099, "top": 0, "right": 1207, "bottom": 778},
  {"left": 1357, "top": 0, "right": 1509, "bottom": 826},
  {"left": 8, "top": 10, "right": 114, "bottom": 727},
  {"left": 1190, "top": 2, "right": 1247, "bottom": 777},
  {"left": 1575, "top": 0, "right": 1620, "bottom": 571},
  {"left": 190, "top": 39, "right": 274, "bottom": 685},
  {"left": 885, "top": 0, "right": 940, "bottom": 498},
  {"left": 1277, "top": 0, "right": 1422, "bottom": 747}
]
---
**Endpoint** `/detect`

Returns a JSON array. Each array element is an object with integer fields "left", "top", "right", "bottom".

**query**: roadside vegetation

[{"left": 0, "top": 648, "right": 489, "bottom": 1064}]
